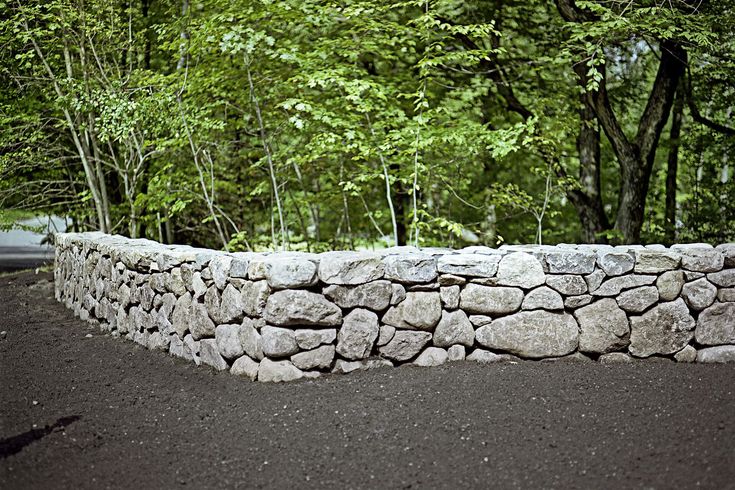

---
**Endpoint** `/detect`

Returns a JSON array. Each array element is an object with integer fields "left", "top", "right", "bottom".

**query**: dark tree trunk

[{"left": 664, "top": 85, "right": 684, "bottom": 245}]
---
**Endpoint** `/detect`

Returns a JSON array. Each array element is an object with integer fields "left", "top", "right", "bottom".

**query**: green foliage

[{"left": 1, "top": 0, "right": 733, "bottom": 248}]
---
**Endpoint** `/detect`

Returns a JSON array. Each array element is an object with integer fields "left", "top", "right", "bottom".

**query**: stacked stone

[{"left": 54, "top": 234, "right": 735, "bottom": 383}]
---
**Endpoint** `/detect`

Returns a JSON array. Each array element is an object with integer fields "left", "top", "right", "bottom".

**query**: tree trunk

[{"left": 664, "top": 85, "right": 684, "bottom": 245}]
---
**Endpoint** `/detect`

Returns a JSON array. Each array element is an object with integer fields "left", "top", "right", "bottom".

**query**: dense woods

[{"left": 1, "top": 0, "right": 733, "bottom": 250}]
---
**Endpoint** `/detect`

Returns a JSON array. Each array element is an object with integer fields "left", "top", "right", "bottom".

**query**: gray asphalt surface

[{"left": 1, "top": 271, "right": 734, "bottom": 489}]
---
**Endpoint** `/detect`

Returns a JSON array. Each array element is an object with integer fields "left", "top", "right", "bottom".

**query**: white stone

[
  {"left": 200, "top": 339, "right": 228, "bottom": 371},
  {"left": 383, "top": 253, "right": 437, "bottom": 284},
  {"left": 695, "top": 302, "right": 735, "bottom": 346},
  {"left": 413, "top": 347, "right": 448, "bottom": 367},
  {"left": 522, "top": 286, "right": 563, "bottom": 311},
  {"left": 215, "top": 324, "right": 244, "bottom": 360},
  {"left": 546, "top": 275, "right": 588, "bottom": 296},
  {"left": 616, "top": 286, "right": 659, "bottom": 313},
  {"left": 317, "top": 251, "right": 384, "bottom": 285},
  {"left": 433, "top": 310, "right": 475, "bottom": 347},
  {"left": 264, "top": 290, "right": 342, "bottom": 327},
  {"left": 447, "top": 345, "right": 466, "bottom": 361},
  {"left": 336, "top": 309, "right": 380, "bottom": 360},
  {"left": 291, "top": 345, "right": 335, "bottom": 370},
  {"left": 440, "top": 286, "right": 460, "bottom": 310},
  {"left": 575, "top": 298, "right": 630, "bottom": 354},
  {"left": 294, "top": 328, "right": 336, "bottom": 350},
  {"left": 475, "top": 310, "right": 578, "bottom": 358},
  {"left": 681, "top": 278, "right": 717, "bottom": 311},
  {"left": 629, "top": 299, "right": 695, "bottom": 357},
  {"left": 378, "top": 331, "right": 432, "bottom": 362},
  {"left": 597, "top": 251, "right": 635, "bottom": 276},
  {"left": 258, "top": 358, "right": 304, "bottom": 382},
  {"left": 230, "top": 356, "right": 259, "bottom": 380},
  {"left": 239, "top": 318, "right": 264, "bottom": 360},
  {"left": 436, "top": 253, "right": 501, "bottom": 278},
  {"left": 381, "top": 292, "right": 442, "bottom": 330},
  {"left": 460, "top": 284, "right": 523, "bottom": 315},
  {"left": 544, "top": 250, "right": 596, "bottom": 274},
  {"left": 496, "top": 253, "right": 546, "bottom": 288},
  {"left": 263, "top": 257, "right": 318, "bottom": 289},
  {"left": 261, "top": 326, "right": 299, "bottom": 358},
  {"left": 377, "top": 325, "right": 396, "bottom": 346}
]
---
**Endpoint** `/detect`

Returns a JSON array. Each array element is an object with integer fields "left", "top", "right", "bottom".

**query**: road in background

[{"left": 0, "top": 216, "right": 67, "bottom": 272}]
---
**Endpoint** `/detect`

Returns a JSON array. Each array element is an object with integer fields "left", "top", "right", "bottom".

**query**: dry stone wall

[{"left": 54, "top": 233, "right": 735, "bottom": 382}]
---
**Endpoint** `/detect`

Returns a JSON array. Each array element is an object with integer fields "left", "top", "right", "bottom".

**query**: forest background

[{"left": 1, "top": 0, "right": 733, "bottom": 251}]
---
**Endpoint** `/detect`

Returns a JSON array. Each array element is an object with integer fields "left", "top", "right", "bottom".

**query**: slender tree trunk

[{"left": 664, "top": 85, "right": 684, "bottom": 245}]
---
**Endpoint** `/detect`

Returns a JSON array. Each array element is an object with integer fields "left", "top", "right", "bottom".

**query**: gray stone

[
  {"left": 147, "top": 331, "right": 169, "bottom": 351},
  {"left": 541, "top": 352, "right": 592, "bottom": 363},
  {"left": 190, "top": 302, "right": 215, "bottom": 340},
  {"left": 617, "top": 286, "right": 659, "bottom": 313},
  {"left": 183, "top": 334, "right": 201, "bottom": 365},
  {"left": 460, "top": 284, "right": 524, "bottom": 315},
  {"left": 377, "top": 325, "right": 396, "bottom": 347},
  {"left": 475, "top": 310, "right": 578, "bottom": 358},
  {"left": 707, "top": 269, "right": 735, "bottom": 287},
  {"left": 323, "top": 280, "right": 392, "bottom": 311},
  {"left": 413, "top": 347, "right": 448, "bottom": 367},
  {"left": 593, "top": 275, "right": 657, "bottom": 297},
  {"left": 263, "top": 257, "right": 318, "bottom": 289},
  {"left": 164, "top": 268, "right": 187, "bottom": 296},
  {"left": 468, "top": 315, "right": 493, "bottom": 327},
  {"left": 564, "top": 295, "right": 593, "bottom": 309},
  {"left": 681, "top": 278, "right": 717, "bottom": 311},
  {"left": 247, "top": 257, "right": 268, "bottom": 280},
  {"left": 200, "top": 339, "right": 229, "bottom": 371},
  {"left": 192, "top": 272, "right": 207, "bottom": 299},
  {"left": 239, "top": 318, "right": 264, "bottom": 360},
  {"left": 546, "top": 275, "right": 588, "bottom": 296},
  {"left": 332, "top": 358, "right": 393, "bottom": 374},
  {"left": 674, "top": 345, "right": 697, "bottom": 363},
  {"left": 695, "top": 302, "right": 735, "bottom": 345},
  {"left": 229, "top": 255, "right": 251, "bottom": 279},
  {"left": 629, "top": 299, "right": 695, "bottom": 357},
  {"left": 696, "top": 345, "right": 735, "bottom": 363},
  {"left": 575, "top": 298, "right": 630, "bottom": 354},
  {"left": 264, "top": 290, "right": 342, "bottom": 327},
  {"left": 634, "top": 250, "right": 681, "bottom": 273},
  {"left": 138, "top": 284, "right": 155, "bottom": 311},
  {"left": 294, "top": 328, "right": 336, "bottom": 350},
  {"left": 215, "top": 324, "right": 244, "bottom": 360},
  {"left": 240, "top": 280, "right": 269, "bottom": 317},
  {"left": 544, "top": 250, "right": 597, "bottom": 274},
  {"left": 261, "top": 326, "right": 299, "bottom": 358},
  {"left": 599, "top": 352, "right": 634, "bottom": 364},
  {"left": 168, "top": 334, "right": 186, "bottom": 359},
  {"left": 318, "top": 251, "right": 384, "bottom": 285},
  {"left": 656, "top": 271, "right": 685, "bottom": 301},
  {"left": 437, "top": 253, "right": 501, "bottom": 278},
  {"left": 383, "top": 253, "right": 437, "bottom": 284},
  {"left": 438, "top": 274, "right": 467, "bottom": 286},
  {"left": 716, "top": 243, "right": 735, "bottom": 267},
  {"left": 440, "top": 286, "right": 460, "bottom": 310},
  {"left": 684, "top": 271, "right": 705, "bottom": 281},
  {"left": 718, "top": 288, "right": 735, "bottom": 302},
  {"left": 230, "top": 356, "right": 259, "bottom": 380},
  {"left": 679, "top": 248, "right": 724, "bottom": 273},
  {"left": 433, "top": 310, "right": 475, "bottom": 347},
  {"left": 382, "top": 292, "right": 442, "bottom": 330},
  {"left": 219, "top": 284, "right": 245, "bottom": 324},
  {"left": 291, "top": 345, "right": 335, "bottom": 370},
  {"left": 597, "top": 251, "right": 635, "bottom": 276},
  {"left": 336, "top": 309, "right": 380, "bottom": 360},
  {"left": 447, "top": 345, "right": 466, "bottom": 361},
  {"left": 496, "top": 253, "right": 545, "bottom": 288},
  {"left": 258, "top": 358, "right": 304, "bottom": 383},
  {"left": 522, "top": 286, "right": 563, "bottom": 311},
  {"left": 390, "top": 283, "right": 406, "bottom": 305},
  {"left": 209, "top": 255, "right": 233, "bottom": 289},
  {"left": 118, "top": 284, "right": 131, "bottom": 308},
  {"left": 378, "top": 331, "right": 432, "bottom": 362},
  {"left": 584, "top": 270, "right": 606, "bottom": 293},
  {"left": 466, "top": 349, "right": 505, "bottom": 363}
]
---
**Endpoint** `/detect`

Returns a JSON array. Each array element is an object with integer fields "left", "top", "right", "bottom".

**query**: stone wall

[{"left": 54, "top": 233, "right": 735, "bottom": 382}]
